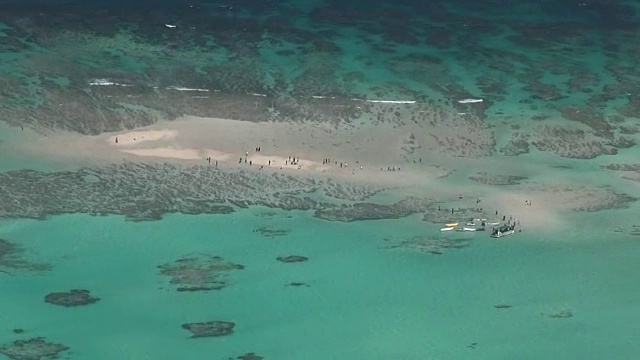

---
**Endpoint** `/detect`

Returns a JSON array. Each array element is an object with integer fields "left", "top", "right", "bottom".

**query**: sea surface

[{"left": 1, "top": 0, "right": 640, "bottom": 359}]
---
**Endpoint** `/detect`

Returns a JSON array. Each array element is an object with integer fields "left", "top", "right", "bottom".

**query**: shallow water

[{"left": 2, "top": 211, "right": 639, "bottom": 359}]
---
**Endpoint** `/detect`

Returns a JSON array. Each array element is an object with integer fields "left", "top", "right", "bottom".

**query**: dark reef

[
  {"left": 230, "top": 353, "right": 264, "bottom": 360},
  {"left": 158, "top": 254, "right": 244, "bottom": 292},
  {"left": 0, "top": 163, "right": 431, "bottom": 223},
  {"left": 0, "top": 337, "right": 68, "bottom": 360},
  {"left": 542, "top": 309, "right": 573, "bottom": 319},
  {"left": 44, "top": 289, "right": 100, "bottom": 307},
  {"left": 276, "top": 255, "right": 309, "bottom": 263},
  {"left": 182, "top": 321, "right": 235, "bottom": 338},
  {"left": 0, "top": 238, "right": 50, "bottom": 274}
]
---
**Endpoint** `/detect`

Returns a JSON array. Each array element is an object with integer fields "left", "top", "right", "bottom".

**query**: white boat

[
  {"left": 445, "top": 222, "right": 459, "bottom": 227},
  {"left": 491, "top": 229, "right": 515, "bottom": 238},
  {"left": 488, "top": 222, "right": 501, "bottom": 226},
  {"left": 463, "top": 227, "right": 477, "bottom": 232},
  {"left": 491, "top": 223, "right": 516, "bottom": 238},
  {"left": 440, "top": 227, "right": 454, "bottom": 232},
  {"left": 466, "top": 222, "right": 476, "bottom": 226}
]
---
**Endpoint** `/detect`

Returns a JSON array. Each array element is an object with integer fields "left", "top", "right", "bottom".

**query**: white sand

[
  {"left": 120, "top": 147, "right": 202, "bottom": 160},
  {"left": 480, "top": 189, "right": 564, "bottom": 230},
  {"left": 109, "top": 130, "right": 177, "bottom": 146},
  {"left": 93, "top": 116, "right": 443, "bottom": 187}
]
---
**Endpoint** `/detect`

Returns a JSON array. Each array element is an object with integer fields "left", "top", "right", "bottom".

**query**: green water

[{"left": 2, "top": 209, "right": 638, "bottom": 359}]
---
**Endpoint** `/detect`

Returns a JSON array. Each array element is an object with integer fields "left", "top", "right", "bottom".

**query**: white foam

[
  {"left": 89, "top": 79, "right": 132, "bottom": 87},
  {"left": 247, "top": 92, "right": 267, "bottom": 97},
  {"left": 458, "top": 98, "right": 483, "bottom": 104},
  {"left": 366, "top": 100, "right": 416, "bottom": 104},
  {"left": 350, "top": 98, "right": 416, "bottom": 104},
  {"left": 166, "top": 86, "right": 209, "bottom": 92}
]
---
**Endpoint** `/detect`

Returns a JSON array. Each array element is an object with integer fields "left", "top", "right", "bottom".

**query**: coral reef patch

[
  {"left": 0, "top": 337, "right": 68, "bottom": 360},
  {"left": 158, "top": 254, "right": 244, "bottom": 292},
  {"left": 0, "top": 239, "right": 50, "bottom": 274},
  {"left": 276, "top": 255, "right": 309, "bottom": 263},
  {"left": 182, "top": 321, "right": 235, "bottom": 338},
  {"left": 44, "top": 289, "right": 100, "bottom": 307}
]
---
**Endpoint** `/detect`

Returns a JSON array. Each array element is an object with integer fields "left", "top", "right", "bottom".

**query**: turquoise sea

[
  {"left": 3, "top": 210, "right": 639, "bottom": 359},
  {"left": 2, "top": 0, "right": 640, "bottom": 359}
]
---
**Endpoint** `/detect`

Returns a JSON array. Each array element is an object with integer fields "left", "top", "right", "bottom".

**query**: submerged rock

[
  {"left": 543, "top": 309, "right": 573, "bottom": 319},
  {"left": 158, "top": 254, "right": 244, "bottom": 292},
  {"left": 468, "top": 172, "right": 528, "bottom": 185},
  {"left": 313, "top": 197, "right": 432, "bottom": 222},
  {"left": 0, "top": 337, "right": 69, "bottom": 360},
  {"left": 493, "top": 304, "right": 512, "bottom": 309},
  {"left": 233, "top": 353, "right": 264, "bottom": 360},
  {"left": 381, "top": 236, "right": 471, "bottom": 255},
  {"left": 44, "top": 289, "right": 100, "bottom": 307},
  {"left": 254, "top": 226, "right": 291, "bottom": 238},
  {"left": 0, "top": 239, "right": 51, "bottom": 274},
  {"left": 176, "top": 284, "right": 225, "bottom": 292},
  {"left": 276, "top": 255, "right": 308, "bottom": 263},
  {"left": 182, "top": 321, "right": 235, "bottom": 338}
]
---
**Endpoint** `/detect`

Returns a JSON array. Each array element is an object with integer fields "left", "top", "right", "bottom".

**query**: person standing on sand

[{"left": 115, "top": 137, "right": 118, "bottom": 144}]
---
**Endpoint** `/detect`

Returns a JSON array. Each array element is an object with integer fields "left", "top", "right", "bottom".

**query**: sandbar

[{"left": 13, "top": 114, "right": 630, "bottom": 233}]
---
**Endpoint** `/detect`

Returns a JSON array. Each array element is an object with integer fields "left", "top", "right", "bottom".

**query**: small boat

[
  {"left": 488, "top": 222, "right": 501, "bottom": 226},
  {"left": 491, "top": 229, "right": 515, "bottom": 238},
  {"left": 445, "top": 222, "right": 459, "bottom": 227},
  {"left": 491, "top": 223, "right": 516, "bottom": 238},
  {"left": 463, "top": 227, "right": 476, "bottom": 232},
  {"left": 466, "top": 222, "right": 476, "bottom": 226},
  {"left": 440, "top": 227, "right": 455, "bottom": 232}
]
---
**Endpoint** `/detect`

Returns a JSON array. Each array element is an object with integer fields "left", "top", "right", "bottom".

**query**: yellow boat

[{"left": 445, "top": 222, "right": 459, "bottom": 227}]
